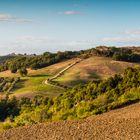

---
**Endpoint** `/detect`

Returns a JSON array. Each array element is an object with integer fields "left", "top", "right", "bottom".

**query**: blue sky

[{"left": 0, "top": 0, "right": 140, "bottom": 55}]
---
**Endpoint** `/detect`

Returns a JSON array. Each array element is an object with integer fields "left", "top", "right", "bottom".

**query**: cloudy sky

[{"left": 0, "top": 0, "right": 140, "bottom": 55}]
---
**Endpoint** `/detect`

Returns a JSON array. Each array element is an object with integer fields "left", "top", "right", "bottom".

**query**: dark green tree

[
  {"left": 19, "top": 68, "right": 28, "bottom": 76},
  {"left": 10, "top": 65, "right": 17, "bottom": 73}
]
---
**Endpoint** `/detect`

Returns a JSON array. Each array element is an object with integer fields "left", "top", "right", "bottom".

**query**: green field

[
  {"left": 11, "top": 76, "right": 64, "bottom": 98},
  {"left": 0, "top": 59, "right": 75, "bottom": 98},
  {"left": 0, "top": 56, "right": 139, "bottom": 98}
]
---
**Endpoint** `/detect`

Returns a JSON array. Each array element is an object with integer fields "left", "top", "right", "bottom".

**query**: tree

[
  {"left": 19, "top": 68, "right": 28, "bottom": 76},
  {"left": 0, "top": 96, "right": 19, "bottom": 121},
  {"left": 9, "top": 65, "right": 17, "bottom": 73}
]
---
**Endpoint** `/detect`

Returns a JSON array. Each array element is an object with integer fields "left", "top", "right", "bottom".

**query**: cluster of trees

[
  {"left": 0, "top": 96, "right": 19, "bottom": 121},
  {"left": 0, "top": 67, "right": 140, "bottom": 129},
  {"left": 0, "top": 77, "right": 20, "bottom": 93},
  {"left": 0, "top": 55, "right": 16, "bottom": 64},
  {"left": 113, "top": 53, "right": 140, "bottom": 62},
  {"left": 0, "top": 51, "right": 80, "bottom": 73},
  {"left": 94, "top": 46, "right": 140, "bottom": 62}
]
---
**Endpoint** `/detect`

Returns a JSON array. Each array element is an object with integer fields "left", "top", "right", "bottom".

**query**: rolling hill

[
  {"left": 0, "top": 56, "right": 139, "bottom": 98},
  {"left": 55, "top": 56, "right": 140, "bottom": 86}
]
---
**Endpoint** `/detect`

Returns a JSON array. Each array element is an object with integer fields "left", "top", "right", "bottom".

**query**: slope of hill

[
  {"left": 55, "top": 56, "right": 140, "bottom": 86},
  {"left": 0, "top": 102, "right": 139, "bottom": 140},
  {"left": 0, "top": 59, "right": 76, "bottom": 98},
  {"left": 0, "top": 56, "right": 139, "bottom": 98}
]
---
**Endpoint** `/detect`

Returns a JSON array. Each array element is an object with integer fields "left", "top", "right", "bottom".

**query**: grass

[
  {"left": 0, "top": 56, "right": 139, "bottom": 98},
  {"left": 55, "top": 56, "right": 140, "bottom": 86},
  {"left": 11, "top": 72, "right": 65, "bottom": 98},
  {"left": 0, "top": 59, "right": 75, "bottom": 98}
]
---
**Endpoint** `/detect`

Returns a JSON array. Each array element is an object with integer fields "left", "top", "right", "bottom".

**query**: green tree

[
  {"left": 9, "top": 65, "right": 17, "bottom": 73},
  {"left": 19, "top": 68, "right": 28, "bottom": 76}
]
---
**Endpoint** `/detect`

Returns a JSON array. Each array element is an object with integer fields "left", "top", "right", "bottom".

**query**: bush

[{"left": 19, "top": 68, "right": 28, "bottom": 76}]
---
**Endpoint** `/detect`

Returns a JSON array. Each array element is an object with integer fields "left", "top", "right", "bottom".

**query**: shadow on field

[
  {"left": 29, "top": 74, "right": 50, "bottom": 77},
  {"left": 13, "top": 79, "right": 27, "bottom": 91},
  {"left": 112, "top": 99, "right": 140, "bottom": 111}
]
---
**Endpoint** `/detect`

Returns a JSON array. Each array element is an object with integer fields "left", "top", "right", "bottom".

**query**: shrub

[{"left": 19, "top": 68, "right": 28, "bottom": 76}]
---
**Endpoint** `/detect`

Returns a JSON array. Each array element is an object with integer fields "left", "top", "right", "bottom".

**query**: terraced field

[{"left": 0, "top": 102, "right": 139, "bottom": 140}]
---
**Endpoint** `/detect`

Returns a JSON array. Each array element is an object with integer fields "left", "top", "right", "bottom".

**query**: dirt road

[
  {"left": 0, "top": 102, "right": 140, "bottom": 140},
  {"left": 45, "top": 58, "right": 82, "bottom": 85}
]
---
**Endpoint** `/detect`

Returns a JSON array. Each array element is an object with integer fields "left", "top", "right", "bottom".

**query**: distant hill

[
  {"left": 1, "top": 46, "right": 140, "bottom": 73},
  {"left": 0, "top": 55, "right": 15, "bottom": 64},
  {"left": 0, "top": 53, "right": 35, "bottom": 64}
]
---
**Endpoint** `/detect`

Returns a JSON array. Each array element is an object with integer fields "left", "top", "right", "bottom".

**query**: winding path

[{"left": 45, "top": 58, "right": 82, "bottom": 86}]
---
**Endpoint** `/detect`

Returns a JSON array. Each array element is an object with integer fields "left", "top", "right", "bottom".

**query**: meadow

[{"left": 0, "top": 56, "right": 139, "bottom": 99}]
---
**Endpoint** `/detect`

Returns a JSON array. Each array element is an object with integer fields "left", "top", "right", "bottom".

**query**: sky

[{"left": 0, "top": 0, "right": 140, "bottom": 55}]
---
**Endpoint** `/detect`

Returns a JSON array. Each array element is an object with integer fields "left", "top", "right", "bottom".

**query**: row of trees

[
  {"left": 0, "top": 77, "right": 20, "bottom": 93},
  {"left": 0, "top": 67, "right": 140, "bottom": 129},
  {"left": 0, "top": 51, "right": 80, "bottom": 72},
  {"left": 94, "top": 46, "right": 140, "bottom": 62}
]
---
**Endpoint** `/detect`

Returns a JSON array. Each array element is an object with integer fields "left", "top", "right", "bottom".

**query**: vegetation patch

[
  {"left": 0, "top": 67, "right": 140, "bottom": 130},
  {"left": 0, "top": 77, "right": 20, "bottom": 93}
]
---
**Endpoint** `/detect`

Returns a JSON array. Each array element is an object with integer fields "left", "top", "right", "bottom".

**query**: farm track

[
  {"left": 44, "top": 58, "right": 82, "bottom": 87},
  {"left": 0, "top": 102, "right": 140, "bottom": 140}
]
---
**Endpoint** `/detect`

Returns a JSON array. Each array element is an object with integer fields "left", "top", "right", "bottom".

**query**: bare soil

[{"left": 0, "top": 102, "right": 140, "bottom": 140}]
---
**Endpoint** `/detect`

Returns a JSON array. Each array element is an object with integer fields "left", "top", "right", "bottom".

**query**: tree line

[
  {"left": 0, "top": 47, "right": 140, "bottom": 74},
  {"left": 0, "top": 77, "right": 20, "bottom": 93},
  {"left": 0, "top": 51, "right": 80, "bottom": 73},
  {"left": 94, "top": 46, "right": 140, "bottom": 62}
]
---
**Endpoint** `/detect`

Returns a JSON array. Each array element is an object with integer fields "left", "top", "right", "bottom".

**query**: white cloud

[
  {"left": 0, "top": 13, "right": 31, "bottom": 23},
  {"left": 102, "top": 29, "right": 140, "bottom": 43},
  {"left": 124, "top": 29, "right": 140, "bottom": 35},
  {"left": 102, "top": 36, "right": 140, "bottom": 43},
  {"left": 58, "top": 11, "right": 82, "bottom": 15},
  {"left": 16, "top": 36, "right": 49, "bottom": 43},
  {"left": 7, "top": 36, "right": 93, "bottom": 54},
  {"left": 16, "top": 36, "right": 93, "bottom": 47}
]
